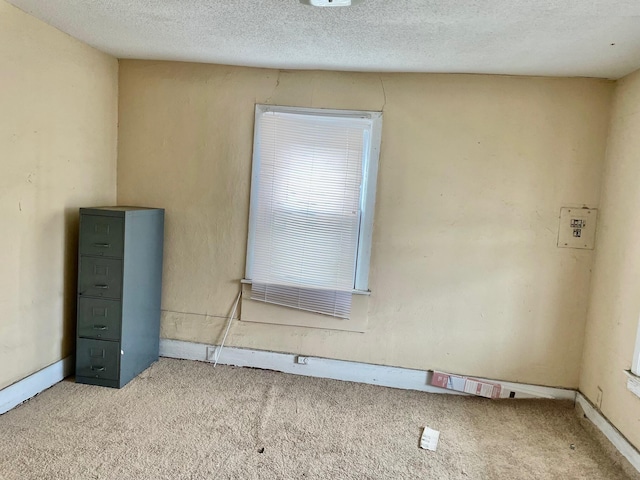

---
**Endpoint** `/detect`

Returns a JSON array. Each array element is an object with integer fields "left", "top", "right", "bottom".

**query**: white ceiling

[{"left": 8, "top": 0, "right": 640, "bottom": 79}]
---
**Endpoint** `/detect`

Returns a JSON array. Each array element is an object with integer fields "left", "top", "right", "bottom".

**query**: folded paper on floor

[{"left": 420, "top": 427, "right": 440, "bottom": 451}]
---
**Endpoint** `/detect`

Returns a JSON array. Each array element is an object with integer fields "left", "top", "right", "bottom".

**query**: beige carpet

[{"left": 0, "top": 358, "right": 636, "bottom": 479}]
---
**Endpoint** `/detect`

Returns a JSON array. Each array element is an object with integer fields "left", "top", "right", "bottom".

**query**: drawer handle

[
  {"left": 93, "top": 243, "right": 111, "bottom": 248},
  {"left": 90, "top": 366, "right": 106, "bottom": 372},
  {"left": 93, "top": 325, "right": 108, "bottom": 330},
  {"left": 94, "top": 284, "right": 109, "bottom": 289}
]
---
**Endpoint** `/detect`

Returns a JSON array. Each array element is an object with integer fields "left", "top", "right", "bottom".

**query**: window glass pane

[{"left": 250, "top": 109, "right": 372, "bottom": 317}]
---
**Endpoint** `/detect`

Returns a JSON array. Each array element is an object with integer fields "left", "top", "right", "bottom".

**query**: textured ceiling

[{"left": 7, "top": 0, "right": 640, "bottom": 78}]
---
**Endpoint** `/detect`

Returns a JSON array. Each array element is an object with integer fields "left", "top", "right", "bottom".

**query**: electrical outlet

[
  {"left": 295, "top": 356, "right": 309, "bottom": 365},
  {"left": 206, "top": 346, "right": 218, "bottom": 362},
  {"left": 596, "top": 386, "right": 603, "bottom": 409}
]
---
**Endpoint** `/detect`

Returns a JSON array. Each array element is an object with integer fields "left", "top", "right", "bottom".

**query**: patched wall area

[
  {"left": 118, "top": 61, "right": 613, "bottom": 388},
  {"left": 580, "top": 68, "right": 640, "bottom": 449},
  {"left": 0, "top": 1, "right": 118, "bottom": 389}
]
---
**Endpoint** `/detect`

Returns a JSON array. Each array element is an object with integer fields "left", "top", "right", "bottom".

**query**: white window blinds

[{"left": 248, "top": 108, "right": 374, "bottom": 318}]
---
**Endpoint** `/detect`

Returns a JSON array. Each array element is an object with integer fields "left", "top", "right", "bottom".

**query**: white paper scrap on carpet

[{"left": 420, "top": 426, "right": 440, "bottom": 451}]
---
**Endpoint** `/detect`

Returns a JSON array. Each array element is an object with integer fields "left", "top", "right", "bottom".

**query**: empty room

[{"left": 2, "top": 0, "right": 640, "bottom": 478}]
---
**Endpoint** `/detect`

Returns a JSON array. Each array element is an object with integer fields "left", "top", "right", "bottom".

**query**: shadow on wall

[{"left": 62, "top": 208, "right": 79, "bottom": 358}]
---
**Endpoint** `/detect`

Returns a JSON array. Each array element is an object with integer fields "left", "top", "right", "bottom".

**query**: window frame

[
  {"left": 633, "top": 318, "right": 640, "bottom": 376},
  {"left": 244, "top": 104, "right": 382, "bottom": 293}
]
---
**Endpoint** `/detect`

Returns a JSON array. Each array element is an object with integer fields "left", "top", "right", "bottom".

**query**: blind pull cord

[{"left": 214, "top": 290, "right": 242, "bottom": 367}]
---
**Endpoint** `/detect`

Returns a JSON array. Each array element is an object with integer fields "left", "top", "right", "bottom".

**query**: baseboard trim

[
  {"left": 159, "top": 339, "right": 576, "bottom": 400},
  {"left": 0, "top": 356, "right": 74, "bottom": 415},
  {"left": 576, "top": 393, "right": 640, "bottom": 473}
]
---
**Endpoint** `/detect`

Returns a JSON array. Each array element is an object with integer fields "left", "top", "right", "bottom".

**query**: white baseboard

[
  {"left": 576, "top": 393, "right": 640, "bottom": 473},
  {"left": 0, "top": 356, "right": 74, "bottom": 415},
  {"left": 159, "top": 339, "right": 576, "bottom": 400}
]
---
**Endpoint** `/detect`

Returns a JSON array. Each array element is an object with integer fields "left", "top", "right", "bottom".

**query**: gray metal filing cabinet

[{"left": 76, "top": 207, "right": 164, "bottom": 388}]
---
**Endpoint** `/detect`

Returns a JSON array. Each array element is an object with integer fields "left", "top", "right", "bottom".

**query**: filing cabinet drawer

[
  {"left": 78, "top": 257, "right": 122, "bottom": 299},
  {"left": 77, "top": 298, "right": 122, "bottom": 341},
  {"left": 76, "top": 339, "right": 120, "bottom": 381},
  {"left": 79, "top": 215, "right": 124, "bottom": 258}
]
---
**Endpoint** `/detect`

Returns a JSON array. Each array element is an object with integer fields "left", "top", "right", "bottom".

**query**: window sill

[
  {"left": 625, "top": 370, "right": 640, "bottom": 399},
  {"left": 240, "top": 279, "right": 371, "bottom": 296}
]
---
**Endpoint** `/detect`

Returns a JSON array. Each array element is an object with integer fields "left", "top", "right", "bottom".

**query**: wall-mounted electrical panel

[{"left": 557, "top": 207, "right": 597, "bottom": 250}]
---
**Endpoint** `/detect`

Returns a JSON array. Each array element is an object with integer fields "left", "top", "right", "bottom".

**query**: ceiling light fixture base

[{"left": 300, "top": 0, "right": 364, "bottom": 7}]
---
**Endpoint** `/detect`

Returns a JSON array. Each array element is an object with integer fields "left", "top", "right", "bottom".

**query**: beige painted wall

[
  {"left": 118, "top": 60, "right": 613, "bottom": 388},
  {"left": 0, "top": 1, "right": 118, "bottom": 389},
  {"left": 579, "top": 68, "right": 640, "bottom": 449}
]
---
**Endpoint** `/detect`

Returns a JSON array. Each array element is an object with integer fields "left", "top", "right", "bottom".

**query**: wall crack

[
  {"left": 379, "top": 76, "right": 387, "bottom": 111},
  {"left": 264, "top": 70, "right": 281, "bottom": 104}
]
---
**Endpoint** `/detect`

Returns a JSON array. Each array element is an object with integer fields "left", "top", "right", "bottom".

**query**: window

[
  {"left": 633, "top": 319, "right": 640, "bottom": 376},
  {"left": 245, "top": 105, "right": 382, "bottom": 319},
  {"left": 627, "top": 320, "right": 640, "bottom": 398}
]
